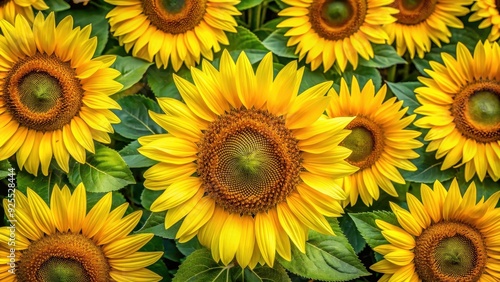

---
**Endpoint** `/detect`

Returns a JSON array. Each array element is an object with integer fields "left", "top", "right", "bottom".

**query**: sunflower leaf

[
  {"left": 349, "top": 211, "right": 398, "bottom": 250},
  {"left": 112, "top": 94, "right": 165, "bottom": 140},
  {"left": 236, "top": 0, "right": 263, "bottom": 10},
  {"left": 173, "top": 248, "right": 234, "bottom": 282},
  {"left": 337, "top": 65, "right": 382, "bottom": 91},
  {"left": 147, "top": 66, "right": 187, "bottom": 99},
  {"left": 242, "top": 264, "right": 291, "bottom": 282},
  {"left": 68, "top": 143, "right": 135, "bottom": 192},
  {"left": 112, "top": 56, "right": 153, "bottom": 92},
  {"left": 119, "top": 140, "right": 157, "bottom": 168},
  {"left": 16, "top": 169, "right": 67, "bottom": 204},
  {"left": 45, "top": 0, "right": 70, "bottom": 12},
  {"left": 387, "top": 81, "right": 421, "bottom": 115},
  {"left": 401, "top": 146, "right": 457, "bottom": 184},
  {"left": 214, "top": 26, "right": 269, "bottom": 66},
  {"left": 262, "top": 29, "right": 298, "bottom": 59},
  {"left": 359, "top": 44, "right": 406, "bottom": 68},
  {"left": 0, "top": 159, "right": 12, "bottom": 180},
  {"left": 278, "top": 218, "right": 370, "bottom": 281}
]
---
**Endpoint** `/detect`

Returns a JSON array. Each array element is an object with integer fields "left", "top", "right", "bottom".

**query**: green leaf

[
  {"left": 16, "top": 169, "right": 67, "bottom": 204},
  {"left": 402, "top": 146, "right": 457, "bottom": 184},
  {"left": 112, "top": 56, "right": 152, "bottom": 91},
  {"left": 299, "top": 67, "right": 328, "bottom": 93},
  {"left": 455, "top": 167, "right": 500, "bottom": 201},
  {"left": 147, "top": 66, "right": 188, "bottom": 99},
  {"left": 173, "top": 248, "right": 233, "bottom": 282},
  {"left": 262, "top": 29, "right": 298, "bottom": 59},
  {"left": 339, "top": 216, "right": 366, "bottom": 254},
  {"left": 55, "top": 6, "right": 110, "bottom": 55},
  {"left": 177, "top": 238, "right": 203, "bottom": 257},
  {"left": 236, "top": 0, "right": 263, "bottom": 10},
  {"left": 243, "top": 264, "right": 291, "bottom": 282},
  {"left": 86, "top": 191, "right": 127, "bottom": 212},
  {"left": 135, "top": 211, "right": 179, "bottom": 239},
  {"left": 0, "top": 160, "right": 12, "bottom": 180},
  {"left": 45, "top": 0, "right": 70, "bottom": 12},
  {"left": 359, "top": 44, "right": 406, "bottom": 68},
  {"left": 222, "top": 26, "right": 269, "bottom": 64},
  {"left": 337, "top": 65, "right": 382, "bottom": 90},
  {"left": 119, "top": 140, "right": 157, "bottom": 168},
  {"left": 349, "top": 211, "right": 398, "bottom": 249},
  {"left": 387, "top": 81, "right": 421, "bottom": 115},
  {"left": 278, "top": 218, "right": 370, "bottom": 281},
  {"left": 141, "top": 187, "right": 164, "bottom": 210},
  {"left": 68, "top": 143, "right": 135, "bottom": 192},
  {"left": 113, "top": 94, "right": 165, "bottom": 139}
]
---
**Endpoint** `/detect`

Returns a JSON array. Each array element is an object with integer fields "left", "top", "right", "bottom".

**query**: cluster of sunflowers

[{"left": 0, "top": 0, "right": 499, "bottom": 281}]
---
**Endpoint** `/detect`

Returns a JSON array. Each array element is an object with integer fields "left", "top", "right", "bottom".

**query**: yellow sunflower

[
  {"left": 0, "top": 0, "right": 48, "bottom": 24},
  {"left": 0, "top": 183, "right": 163, "bottom": 282},
  {"left": 138, "top": 50, "right": 358, "bottom": 268},
  {"left": 470, "top": 0, "right": 500, "bottom": 42},
  {"left": 371, "top": 179, "right": 500, "bottom": 281},
  {"left": 384, "top": 0, "right": 472, "bottom": 58},
  {"left": 277, "top": 0, "right": 398, "bottom": 72},
  {"left": 105, "top": 0, "right": 240, "bottom": 71},
  {"left": 326, "top": 77, "right": 422, "bottom": 206},
  {"left": 414, "top": 41, "right": 500, "bottom": 182},
  {"left": 0, "top": 13, "right": 123, "bottom": 176}
]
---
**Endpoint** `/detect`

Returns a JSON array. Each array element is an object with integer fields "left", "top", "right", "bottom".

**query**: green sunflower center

[
  {"left": 393, "top": 0, "right": 437, "bottom": 25},
  {"left": 18, "top": 72, "right": 63, "bottom": 113},
  {"left": 452, "top": 81, "right": 500, "bottom": 143},
  {"left": 3, "top": 53, "right": 83, "bottom": 132},
  {"left": 414, "top": 221, "right": 487, "bottom": 281},
  {"left": 310, "top": 0, "right": 367, "bottom": 41},
  {"left": 341, "top": 117, "right": 383, "bottom": 170},
  {"left": 198, "top": 108, "right": 302, "bottom": 215},
  {"left": 321, "top": 0, "right": 353, "bottom": 27},
  {"left": 143, "top": 0, "right": 207, "bottom": 34},
  {"left": 17, "top": 233, "right": 110, "bottom": 282}
]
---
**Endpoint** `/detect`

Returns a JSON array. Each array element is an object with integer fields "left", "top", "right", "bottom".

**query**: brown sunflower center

[
  {"left": 142, "top": 0, "right": 207, "bottom": 34},
  {"left": 414, "top": 221, "right": 487, "bottom": 282},
  {"left": 452, "top": 81, "right": 500, "bottom": 143},
  {"left": 341, "top": 116, "right": 383, "bottom": 169},
  {"left": 197, "top": 108, "right": 302, "bottom": 215},
  {"left": 17, "top": 233, "right": 110, "bottom": 282},
  {"left": 309, "top": 0, "right": 367, "bottom": 41},
  {"left": 392, "top": 0, "right": 437, "bottom": 25},
  {"left": 3, "top": 53, "right": 83, "bottom": 132}
]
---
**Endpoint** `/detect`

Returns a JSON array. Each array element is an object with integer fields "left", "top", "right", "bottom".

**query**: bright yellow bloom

[
  {"left": 105, "top": 0, "right": 240, "bottom": 71},
  {"left": 326, "top": 77, "right": 422, "bottom": 206},
  {"left": 277, "top": 0, "right": 397, "bottom": 72},
  {"left": 0, "top": 184, "right": 163, "bottom": 282},
  {"left": 0, "top": 0, "right": 48, "bottom": 24},
  {"left": 470, "top": 0, "right": 500, "bottom": 42},
  {"left": 385, "top": 0, "right": 472, "bottom": 58},
  {"left": 138, "top": 50, "right": 358, "bottom": 268},
  {"left": 371, "top": 179, "right": 500, "bottom": 281},
  {"left": 0, "top": 13, "right": 123, "bottom": 176},
  {"left": 414, "top": 41, "right": 500, "bottom": 182}
]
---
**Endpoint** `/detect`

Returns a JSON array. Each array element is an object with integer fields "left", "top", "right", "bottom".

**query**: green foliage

[
  {"left": 278, "top": 219, "right": 370, "bottom": 281},
  {"left": 350, "top": 212, "right": 398, "bottom": 250},
  {"left": 112, "top": 56, "right": 153, "bottom": 91},
  {"left": 68, "top": 143, "right": 135, "bottom": 192},
  {"left": 359, "top": 44, "right": 406, "bottom": 69}
]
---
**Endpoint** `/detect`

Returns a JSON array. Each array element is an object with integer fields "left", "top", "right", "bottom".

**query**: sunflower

[
  {"left": 277, "top": 0, "right": 397, "bottom": 72},
  {"left": 414, "top": 41, "right": 500, "bottom": 182},
  {"left": 326, "top": 77, "right": 422, "bottom": 206},
  {"left": 470, "top": 0, "right": 500, "bottom": 42},
  {"left": 0, "top": 183, "right": 163, "bottom": 282},
  {"left": 138, "top": 50, "right": 358, "bottom": 268},
  {"left": 384, "top": 0, "right": 471, "bottom": 58},
  {"left": 0, "top": 0, "right": 48, "bottom": 24},
  {"left": 371, "top": 179, "right": 500, "bottom": 281},
  {"left": 0, "top": 13, "right": 123, "bottom": 176},
  {"left": 105, "top": 0, "right": 240, "bottom": 71}
]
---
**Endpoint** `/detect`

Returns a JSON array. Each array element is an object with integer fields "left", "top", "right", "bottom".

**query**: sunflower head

[
  {"left": 326, "top": 77, "right": 422, "bottom": 206},
  {"left": 371, "top": 179, "right": 500, "bottom": 281},
  {"left": 415, "top": 41, "right": 500, "bottom": 182},
  {"left": 0, "top": 12, "right": 123, "bottom": 176},
  {"left": 277, "top": 0, "right": 397, "bottom": 72},
  {"left": 105, "top": 0, "right": 241, "bottom": 71},
  {"left": 0, "top": 183, "right": 163, "bottom": 281},
  {"left": 385, "top": 0, "right": 471, "bottom": 58},
  {"left": 138, "top": 50, "right": 358, "bottom": 268}
]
